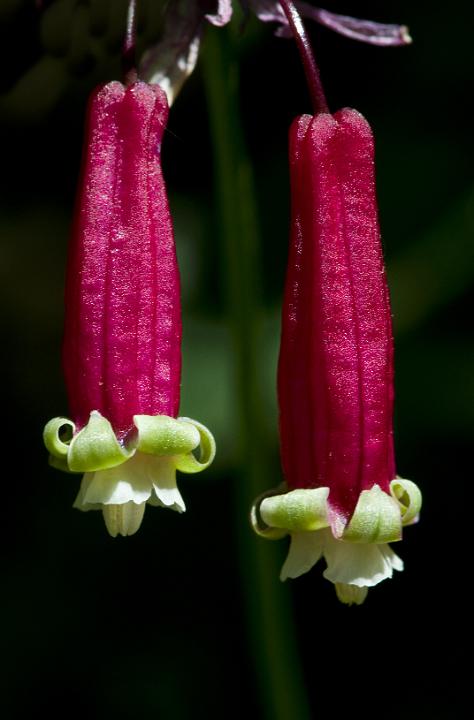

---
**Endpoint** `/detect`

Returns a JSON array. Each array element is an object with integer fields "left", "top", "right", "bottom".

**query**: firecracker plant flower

[
  {"left": 44, "top": 78, "right": 215, "bottom": 537},
  {"left": 250, "top": 0, "right": 421, "bottom": 604}
]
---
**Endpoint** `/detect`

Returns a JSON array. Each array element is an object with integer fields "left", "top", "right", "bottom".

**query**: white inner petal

[
  {"left": 80, "top": 455, "right": 153, "bottom": 506},
  {"left": 73, "top": 472, "right": 100, "bottom": 511},
  {"left": 73, "top": 452, "right": 186, "bottom": 515},
  {"left": 280, "top": 531, "right": 324, "bottom": 581},
  {"left": 322, "top": 530, "right": 403, "bottom": 587},
  {"left": 150, "top": 456, "right": 186, "bottom": 513},
  {"left": 379, "top": 543, "right": 404, "bottom": 573}
]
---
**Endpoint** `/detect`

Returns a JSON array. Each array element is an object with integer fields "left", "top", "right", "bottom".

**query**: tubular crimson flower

[
  {"left": 251, "top": 106, "right": 422, "bottom": 604},
  {"left": 44, "top": 80, "right": 215, "bottom": 537}
]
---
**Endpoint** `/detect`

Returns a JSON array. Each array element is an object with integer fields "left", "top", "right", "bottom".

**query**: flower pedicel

[
  {"left": 44, "top": 81, "right": 215, "bottom": 537},
  {"left": 251, "top": 0, "right": 421, "bottom": 604}
]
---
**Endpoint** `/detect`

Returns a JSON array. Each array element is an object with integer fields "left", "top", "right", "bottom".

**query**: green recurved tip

[
  {"left": 173, "top": 417, "right": 216, "bottom": 473},
  {"left": 44, "top": 411, "right": 216, "bottom": 476},
  {"left": 134, "top": 415, "right": 200, "bottom": 456},
  {"left": 260, "top": 487, "right": 330, "bottom": 532},
  {"left": 67, "top": 412, "right": 132, "bottom": 472},
  {"left": 251, "top": 479, "right": 422, "bottom": 545},
  {"left": 44, "top": 410, "right": 216, "bottom": 537},
  {"left": 43, "top": 417, "right": 75, "bottom": 458},
  {"left": 390, "top": 477, "right": 422, "bottom": 526},
  {"left": 342, "top": 485, "right": 403, "bottom": 544}
]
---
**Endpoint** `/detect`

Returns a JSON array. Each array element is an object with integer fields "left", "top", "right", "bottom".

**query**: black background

[{"left": 0, "top": 1, "right": 472, "bottom": 718}]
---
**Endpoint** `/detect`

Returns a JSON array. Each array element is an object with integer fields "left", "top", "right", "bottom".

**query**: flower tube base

[
  {"left": 251, "top": 479, "right": 421, "bottom": 604},
  {"left": 44, "top": 411, "right": 215, "bottom": 536}
]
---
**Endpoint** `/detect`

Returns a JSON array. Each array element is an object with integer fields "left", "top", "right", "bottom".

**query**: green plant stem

[{"left": 202, "top": 25, "right": 311, "bottom": 720}]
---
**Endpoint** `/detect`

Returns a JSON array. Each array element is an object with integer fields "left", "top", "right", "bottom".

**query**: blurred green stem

[{"left": 202, "top": 25, "right": 311, "bottom": 720}]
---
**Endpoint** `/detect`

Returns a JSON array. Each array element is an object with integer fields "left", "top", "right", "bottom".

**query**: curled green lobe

[
  {"left": 43, "top": 417, "right": 75, "bottom": 458},
  {"left": 252, "top": 479, "right": 422, "bottom": 545},
  {"left": 173, "top": 417, "right": 216, "bottom": 473},
  {"left": 390, "top": 477, "right": 422, "bottom": 525},
  {"left": 259, "top": 487, "right": 329, "bottom": 534},
  {"left": 44, "top": 410, "right": 215, "bottom": 476}
]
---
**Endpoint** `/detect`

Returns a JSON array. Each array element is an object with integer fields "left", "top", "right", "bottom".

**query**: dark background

[{"left": 0, "top": 1, "right": 472, "bottom": 718}]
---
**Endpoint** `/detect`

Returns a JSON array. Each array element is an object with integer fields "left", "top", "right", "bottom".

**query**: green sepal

[
  {"left": 48, "top": 454, "right": 77, "bottom": 473},
  {"left": 133, "top": 415, "right": 200, "bottom": 456},
  {"left": 68, "top": 411, "right": 132, "bottom": 473},
  {"left": 250, "top": 484, "right": 289, "bottom": 540},
  {"left": 173, "top": 417, "right": 216, "bottom": 474},
  {"left": 43, "top": 417, "right": 75, "bottom": 458},
  {"left": 260, "top": 487, "right": 330, "bottom": 533},
  {"left": 342, "top": 485, "right": 402, "bottom": 544},
  {"left": 390, "top": 477, "right": 422, "bottom": 526}
]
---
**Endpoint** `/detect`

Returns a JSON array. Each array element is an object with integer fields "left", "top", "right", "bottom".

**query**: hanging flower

[
  {"left": 251, "top": 108, "right": 421, "bottom": 604},
  {"left": 44, "top": 80, "right": 215, "bottom": 537}
]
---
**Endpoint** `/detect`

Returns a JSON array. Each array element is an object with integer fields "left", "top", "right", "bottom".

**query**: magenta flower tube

[
  {"left": 44, "top": 81, "right": 215, "bottom": 537},
  {"left": 280, "top": 109, "right": 396, "bottom": 526},
  {"left": 64, "top": 81, "right": 181, "bottom": 438},
  {"left": 251, "top": 109, "right": 421, "bottom": 604}
]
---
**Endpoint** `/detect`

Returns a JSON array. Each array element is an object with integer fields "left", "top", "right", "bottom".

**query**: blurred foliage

[{"left": 0, "top": 1, "right": 472, "bottom": 718}]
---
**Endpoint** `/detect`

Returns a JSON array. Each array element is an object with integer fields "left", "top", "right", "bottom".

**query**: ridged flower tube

[
  {"left": 251, "top": 108, "right": 421, "bottom": 604},
  {"left": 44, "top": 81, "right": 215, "bottom": 537}
]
